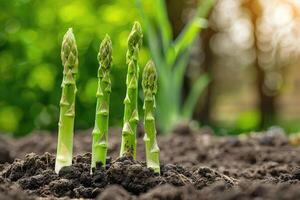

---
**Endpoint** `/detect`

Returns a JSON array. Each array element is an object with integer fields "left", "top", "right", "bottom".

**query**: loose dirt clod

[{"left": 96, "top": 185, "right": 130, "bottom": 200}]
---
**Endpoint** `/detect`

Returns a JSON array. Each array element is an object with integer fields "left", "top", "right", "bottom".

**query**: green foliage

[
  {"left": 136, "top": 0, "right": 215, "bottom": 133},
  {"left": 235, "top": 110, "right": 261, "bottom": 132},
  {"left": 0, "top": 0, "right": 149, "bottom": 136}
]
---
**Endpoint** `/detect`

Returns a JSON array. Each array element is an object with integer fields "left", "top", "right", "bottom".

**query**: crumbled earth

[
  {"left": 0, "top": 126, "right": 300, "bottom": 199},
  {"left": 0, "top": 152, "right": 235, "bottom": 199}
]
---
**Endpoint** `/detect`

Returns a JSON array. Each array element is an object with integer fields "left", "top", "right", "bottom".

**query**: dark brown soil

[{"left": 0, "top": 126, "right": 300, "bottom": 199}]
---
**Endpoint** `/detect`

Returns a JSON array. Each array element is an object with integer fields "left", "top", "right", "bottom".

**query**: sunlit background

[
  {"left": 1, "top": 0, "right": 300, "bottom": 136},
  {"left": 203, "top": 0, "right": 300, "bottom": 133}
]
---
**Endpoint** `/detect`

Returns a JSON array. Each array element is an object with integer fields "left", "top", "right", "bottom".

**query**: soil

[{"left": 0, "top": 125, "right": 300, "bottom": 199}]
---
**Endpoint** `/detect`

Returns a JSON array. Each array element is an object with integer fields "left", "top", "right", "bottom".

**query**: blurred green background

[
  {"left": 0, "top": 0, "right": 149, "bottom": 136},
  {"left": 1, "top": 0, "right": 300, "bottom": 136}
]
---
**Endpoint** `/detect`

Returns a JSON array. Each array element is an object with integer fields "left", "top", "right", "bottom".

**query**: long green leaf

[
  {"left": 174, "top": 18, "right": 207, "bottom": 55},
  {"left": 182, "top": 74, "right": 210, "bottom": 119},
  {"left": 153, "top": 0, "right": 173, "bottom": 53},
  {"left": 136, "top": 0, "right": 162, "bottom": 63},
  {"left": 173, "top": 0, "right": 215, "bottom": 56},
  {"left": 136, "top": 0, "right": 172, "bottom": 55},
  {"left": 172, "top": 49, "right": 189, "bottom": 101}
]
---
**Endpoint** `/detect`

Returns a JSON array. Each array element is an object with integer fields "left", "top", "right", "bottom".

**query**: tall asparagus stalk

[
  {"left": 55, "top": 28, "right": 78, "bottom": 173},
  {"left": 120, "top": 22, "right": 143, "bottom": 158},
  {"left": 91, "top": 35, "right": 113, "bottom": 169},
  {"left": 142, "top": 60, "right": 160, "bottom": 173}
]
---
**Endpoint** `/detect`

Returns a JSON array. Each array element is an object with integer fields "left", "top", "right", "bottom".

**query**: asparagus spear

[
  {"left": 142, "top": 60, "right": 160, "bottom": 173},
  {"left": 91, "top": 35, "right": 113, "bottom": 170},
  {"left": 120, "top": 22, "right": 143, "bottom": 158},
  {"left": 55, "top": 28, "right": 78, "bottom": 173}
]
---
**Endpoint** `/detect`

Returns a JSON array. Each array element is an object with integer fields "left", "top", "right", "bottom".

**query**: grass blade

[
  {"left": 173, "top": 0, "right": 215, "bottom": 56},
  {"left": 182, "top": 74, "right": 210, "bottom": 119}
]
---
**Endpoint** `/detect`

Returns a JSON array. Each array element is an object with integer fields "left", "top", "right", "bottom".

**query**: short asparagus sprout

[
  {"left": 142, "top": 60, "right": 160, "bottom": 173},
  {"left": 120, "top": 22, "right": 143, "bottom": 158},
  {"left": 55, "top": 28, "right": 79, "bottom": 173},
  {"left": 91, "top": 35, "right": 113, "bottom": 170}
]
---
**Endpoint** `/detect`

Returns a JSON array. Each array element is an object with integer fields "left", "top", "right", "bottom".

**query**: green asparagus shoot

[
  {"left": 55, "top": 28, "right": 79, "bottom": 173},
  {"left": 120, "top": 21, "right": 143, "bottom": 158},
  {"left": 91, "top": 35, "right": 113, "bottom": 170},
  {"left": 142, "top": 60, "right": 160, "bottom": 173}
]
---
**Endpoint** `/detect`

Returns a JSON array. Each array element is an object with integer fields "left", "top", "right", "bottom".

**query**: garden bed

[{"left": 1, "top": 126, "right": 300, "bottom": 199}]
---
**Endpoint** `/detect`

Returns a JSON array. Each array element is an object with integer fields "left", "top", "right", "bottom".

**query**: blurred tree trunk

[
  {"left": 166, "top": 0, "right": 215, "bottom": 124},
  {"left": 165, "top": 0, "right": 196, "bottom": 107},
  {"left": 165, "top": 0, "right": 186, "bottom": 38},
  {"left": 255, "top": 65, "right": 277, "bottom": 128},
  {"left": 243, "top": 0, "right": 277, "bottom": 128},
  {"left": 195, "top": 28, "right": 215, "bottom": 124}
]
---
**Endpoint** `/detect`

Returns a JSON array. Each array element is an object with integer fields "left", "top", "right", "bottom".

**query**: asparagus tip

[
  {"left": 128, "top": 21, "right": 143, "bottom": 50},
  {"left": 142, "top": 60, "right": 157, "bottom": 93},
  {"left": 98, "top": 34, "right": 113, "bottom": 69},
  {"left": 61, "top": 28, "right": 78, "bottom": 71}
]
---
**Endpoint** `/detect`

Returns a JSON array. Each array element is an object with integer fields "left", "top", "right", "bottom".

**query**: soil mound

[
  {"left": 1, "top": 128, "right": 300, "bottom": 199},
  {"left": 1, "top": 153, "right": 235, "bottom": 199}
]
